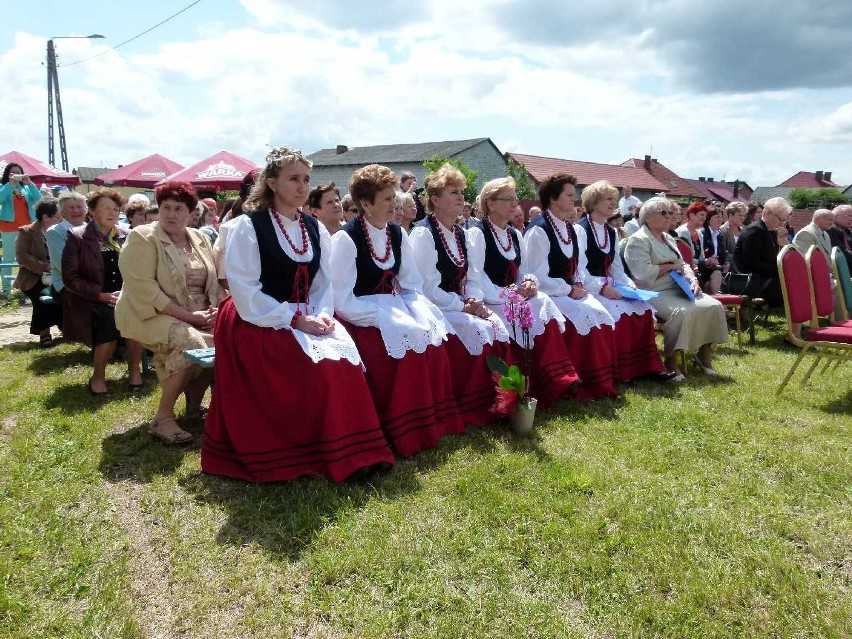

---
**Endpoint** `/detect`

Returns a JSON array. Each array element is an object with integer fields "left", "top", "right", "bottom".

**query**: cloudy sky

[{"left": 2, "top": 0, "right": 852, "bottom": 187}]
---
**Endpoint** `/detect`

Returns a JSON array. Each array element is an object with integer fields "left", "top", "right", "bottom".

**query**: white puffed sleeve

[
  {"left": 522, "top": 225, "right": 571, "bottom": 297},
  {"left": 408, "top": 225, "right": 465, "bottom": 311}
]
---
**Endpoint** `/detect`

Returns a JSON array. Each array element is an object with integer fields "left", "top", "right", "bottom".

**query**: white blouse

[
  {"left": 330, "top": 221, "right": 449, "bottom": 359},
  {"left": 408, "top": 221, "right": 470, "bottom": 311},
  {"left": 224, "top": 211, "right": 360, "bottom": 364},
  {"left": 575, "top": 220, "right": 633, "bottom": 294},
  {"left": 522, "top": 211, "right": 579, "bottom": 298}
]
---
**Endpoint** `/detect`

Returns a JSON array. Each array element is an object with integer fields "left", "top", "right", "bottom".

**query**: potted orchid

[{"left": 487, "top": 287, "right": 537, "bottom": 434}]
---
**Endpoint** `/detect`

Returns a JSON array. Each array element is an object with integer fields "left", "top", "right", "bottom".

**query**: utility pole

[{"left": 47, "top": 35, "right": 105, "bottom": 171}]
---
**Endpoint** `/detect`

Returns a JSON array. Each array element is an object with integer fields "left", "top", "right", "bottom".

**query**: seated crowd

[{"left": 7, "top": 151, "right": 850, "bottom": 484}]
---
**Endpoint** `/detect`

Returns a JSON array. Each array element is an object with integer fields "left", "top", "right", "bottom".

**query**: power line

[{"left": 60, "top": 0, "right": 204, "bottom": 68}]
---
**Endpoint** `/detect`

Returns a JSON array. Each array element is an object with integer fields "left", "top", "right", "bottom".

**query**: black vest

[
  {"left": 577, "top": 216, "right": 616, "bottom": 278},
  {"left": 526, "top": 213, "right": 579, "bottom": 284},
  {"left": 342, "top": 217, "right": 403, "bottom": 297},
  {"left": 250, "top": 210, "right": 321, "bottom": 304},
  {"left": 415, "top": 216, "right": 468, "bottom": 295},
  {"left": 475, "top": 219, "right": 521, "bottom": 287}
]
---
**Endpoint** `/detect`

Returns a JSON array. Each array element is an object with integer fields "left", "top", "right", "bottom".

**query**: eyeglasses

[{"left": 659, "top": 211, "right": 673, "bottom": 217}]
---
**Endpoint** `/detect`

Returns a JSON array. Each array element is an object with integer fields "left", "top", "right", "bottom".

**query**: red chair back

[
  {"left": 674, "top": 237, "right": 695, "bottom": 267},
  {"left": 805, "top": 247, "right": 834, "bottom": 319},
  {"left": 778, "top": 245, "right": 813, "bottom": 324}
]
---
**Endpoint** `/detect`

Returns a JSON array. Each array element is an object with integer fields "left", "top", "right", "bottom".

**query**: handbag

[{"left": 721, "top": 271, "right": 763, "bottom": 296}]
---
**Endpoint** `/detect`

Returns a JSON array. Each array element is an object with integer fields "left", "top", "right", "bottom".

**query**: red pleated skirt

[
  {"left": 444, "top": 336, "right": 512, "bottom": 426},
  {"left": 344, "top": 323, "right": 465, "bottom": 457},
  {"left": 561, "top": 323, "right": 619, "bottom": 399},
  {"left": 612, "top": 310, "right": 665, "bottom": 381},
  {"left": 512, "top": 320, "right": 580, "bottom": 410},
  {"left": 202, "top": 299, "right": 395, "bottom": 483}
]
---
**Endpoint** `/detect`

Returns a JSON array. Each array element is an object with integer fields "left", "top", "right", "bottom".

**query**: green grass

[{"left": 0, "top": 316, "right": 850, "bottom": 638}]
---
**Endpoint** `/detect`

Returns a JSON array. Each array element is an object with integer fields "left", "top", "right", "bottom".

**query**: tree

[
  {"left": 789, "top": 187, "right": 848, "bottom": 210},
  {"left": 422, "top": 156, "right": 479, "bottom": 203},
  {"left": 505, "top": 158, "right": 537, "bottom": 200}
]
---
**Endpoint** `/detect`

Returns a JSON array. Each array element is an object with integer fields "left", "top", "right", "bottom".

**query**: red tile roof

[
  {"left": 778, "top": 171, "right": 839, "bottom": 188},
  {"left": 508, "top": 153, "right": 669, "bottom": 192},
  {"left": 621, "top": 158, "right": 705, "bottom": 198},
  {"left": 683, "top": 179, "right": 748, "bottom": 204}
]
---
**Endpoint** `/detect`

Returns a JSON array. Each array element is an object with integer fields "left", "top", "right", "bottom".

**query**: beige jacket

[
  {"left": 115, "top": 222, "right": 223, "bottom": 347},
  {"left": 623, "top": 224, "right": 689, "bottom": 292}
]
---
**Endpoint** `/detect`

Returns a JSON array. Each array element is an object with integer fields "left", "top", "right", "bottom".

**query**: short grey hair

[
  {"left": 763, "top": 197, "right": 792, "bottom": 218},
  {"left": 397, "top": 191, "right": 414, "bottom": 206},
  {"left": 57, "top": 190, "right": 86, "bottom": 214},
  {"left": 638, "top": 196, "right": 671, "bottom": 226},
  {"left": 812, "top": 208, "right": 833, "bottom": 223},
  {"left": 831, "top": 203, "right": 851, "bottom": 216},
  {"left": 725, "top": 201, "right": 747, "bottom": 217}
]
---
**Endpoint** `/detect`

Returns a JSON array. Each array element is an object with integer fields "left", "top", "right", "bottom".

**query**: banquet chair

[
  {"left": 674, "top": 237, "right": 746, "bottom": 350},
  {"left": 776, "top": 245, "right": 852, "bottom": 394}
]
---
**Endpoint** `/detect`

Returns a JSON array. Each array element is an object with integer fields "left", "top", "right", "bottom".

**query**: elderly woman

[
  {"left": 340, "top": 194, "right": 358, "bottom": 222},
  {"left": 719, "top": 202, "right": 747, "bottom": 266},
  {"left": 124, "top": 197, "right": 148, "bottom": 230},
  {"left": 307, "top": 181, "right": 344, "bottom": 235},
  {"left": 469, "top": 177, "right": 581, "bottom": 407},
  {"left": 204, "top": 148, "right": 394, "bottom": 482},
  {"left": 14, "top": 199, "right": 63, "bottom": 347},
  {"left": 576, "top": 180, "right": 667, "bottom": 383},
  {"left": 332, "top": 163, "right": 464, "bottom": 453},
  {"left": 115, "top": 181, "right": 223, "bottom": 444},
  {"left": 409, "top": 164, "right": 513, "bottom": 425},
  {"left": 395, "top": 191, "right": 417, "bottom": 232},
  {"left": 624, "top": 197, "right": 729, "bottom": 380},
  {"left": 62, "top": 188, "right": 143, "bottom": 395}
]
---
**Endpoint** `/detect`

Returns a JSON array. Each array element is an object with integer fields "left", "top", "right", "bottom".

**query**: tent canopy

[
  {"left": 94, "top": 153, "right": 184, "bottom": 188},
  {"left": 0, "top": 150, "right": 80, "bottom": 187},
  {"left": 157, "top": 151, "right": 258, "bottom": 192}
]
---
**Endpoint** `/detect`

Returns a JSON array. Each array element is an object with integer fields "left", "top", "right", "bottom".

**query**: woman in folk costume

[
  {"left": 202, "top": 147, "right": 395, "bottom": 483},
  {"left": 575, "top": 180, "right": 668, "bottom": 382},
  {"left": 523, "top": 173, "right": 620, "bottom": 398},
  {"left": 408, "top": 164, "right": 513, "bottom": 424},
  {"left": 331, "top": 164, "right": 465, "bottom": 456},
  {"left": 467, "top": 177, "right": 580, "bottom": 408}
]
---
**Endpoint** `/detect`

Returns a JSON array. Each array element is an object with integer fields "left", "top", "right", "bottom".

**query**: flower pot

[{"left": 508, "top": 397, "right": 537, "bottom": 435}]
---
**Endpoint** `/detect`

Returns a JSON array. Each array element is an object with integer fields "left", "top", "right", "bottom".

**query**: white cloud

[{"left": 1, "top": 3, "right": 851, "bottom": 187}]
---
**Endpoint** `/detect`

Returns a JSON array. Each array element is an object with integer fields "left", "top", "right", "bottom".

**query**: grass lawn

[{"left": 0, "top": 315, "right": 849, "bottom": 638}]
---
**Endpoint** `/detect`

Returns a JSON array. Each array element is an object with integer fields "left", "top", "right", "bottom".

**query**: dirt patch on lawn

[{"left": 0, "top": 306, "right": 36, "bottom": 348}]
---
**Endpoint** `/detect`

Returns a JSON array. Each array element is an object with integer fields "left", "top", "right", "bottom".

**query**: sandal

[
  {"left": 148, "top": 416, "right": 194, "bottom": 445},
  {"left": 39, "top": 335, "right": 56, "bottom": 348}
]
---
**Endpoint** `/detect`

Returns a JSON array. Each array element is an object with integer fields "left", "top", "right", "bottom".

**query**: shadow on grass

[
  {"left": 99, "top": 414, "right": 203, "bottom": 482},
  {"left": 171, "top": 420, "right": 550, "bottom": 560},
  {"left": 818, "top": 389, "right": 852, "bottom": 415},
  {"left": 27, "top": 347, "right": 90, "bottom": 375}
]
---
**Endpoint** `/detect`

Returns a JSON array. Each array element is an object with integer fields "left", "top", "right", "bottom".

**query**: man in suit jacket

[
  {"left": 796, "top": 209, "right": 846, "bottom": 319},
  {"left": 828, "top": 204, "right": 852, "bottom": 266},
  {"left": 733, "top": 196, "right": 791, "bottom": 307},
  {"left": 794, "top": 209, "right": 835, "bottom": 256},
  {"left": 13, "top": 199, "right": 63, "bottom": 345}
]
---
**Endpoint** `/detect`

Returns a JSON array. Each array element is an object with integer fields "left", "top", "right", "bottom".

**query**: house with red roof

[
  {"left": 620, "top": 156, "right": 704, "bottom": 199},
  {"left": 778, "top": 170, "right": 839, "bottom": 188},
  {"left": 684, "top": 177, "right": 750, "bottom": 204},
  {"left": 506, "top": 152, "right": 669, "bottom": 200}
]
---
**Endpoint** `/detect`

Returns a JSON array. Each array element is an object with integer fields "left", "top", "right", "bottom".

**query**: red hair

[
  {"left": 685, "top": 201, "right": 708, "bottom": 219},
  {"left": 155, "top": 181, "right": 198, "bottom": 210}
]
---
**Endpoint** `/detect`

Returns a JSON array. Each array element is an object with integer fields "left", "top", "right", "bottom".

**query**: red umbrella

[
  {"left": 0, "top": 150, "right": 80, "bottom": 187},
  {"left": 157, "top": 151, "right": 258, "bottom": 192},
  {"left": 94, "top": 153, "right": 184, "bottom": 188}
]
